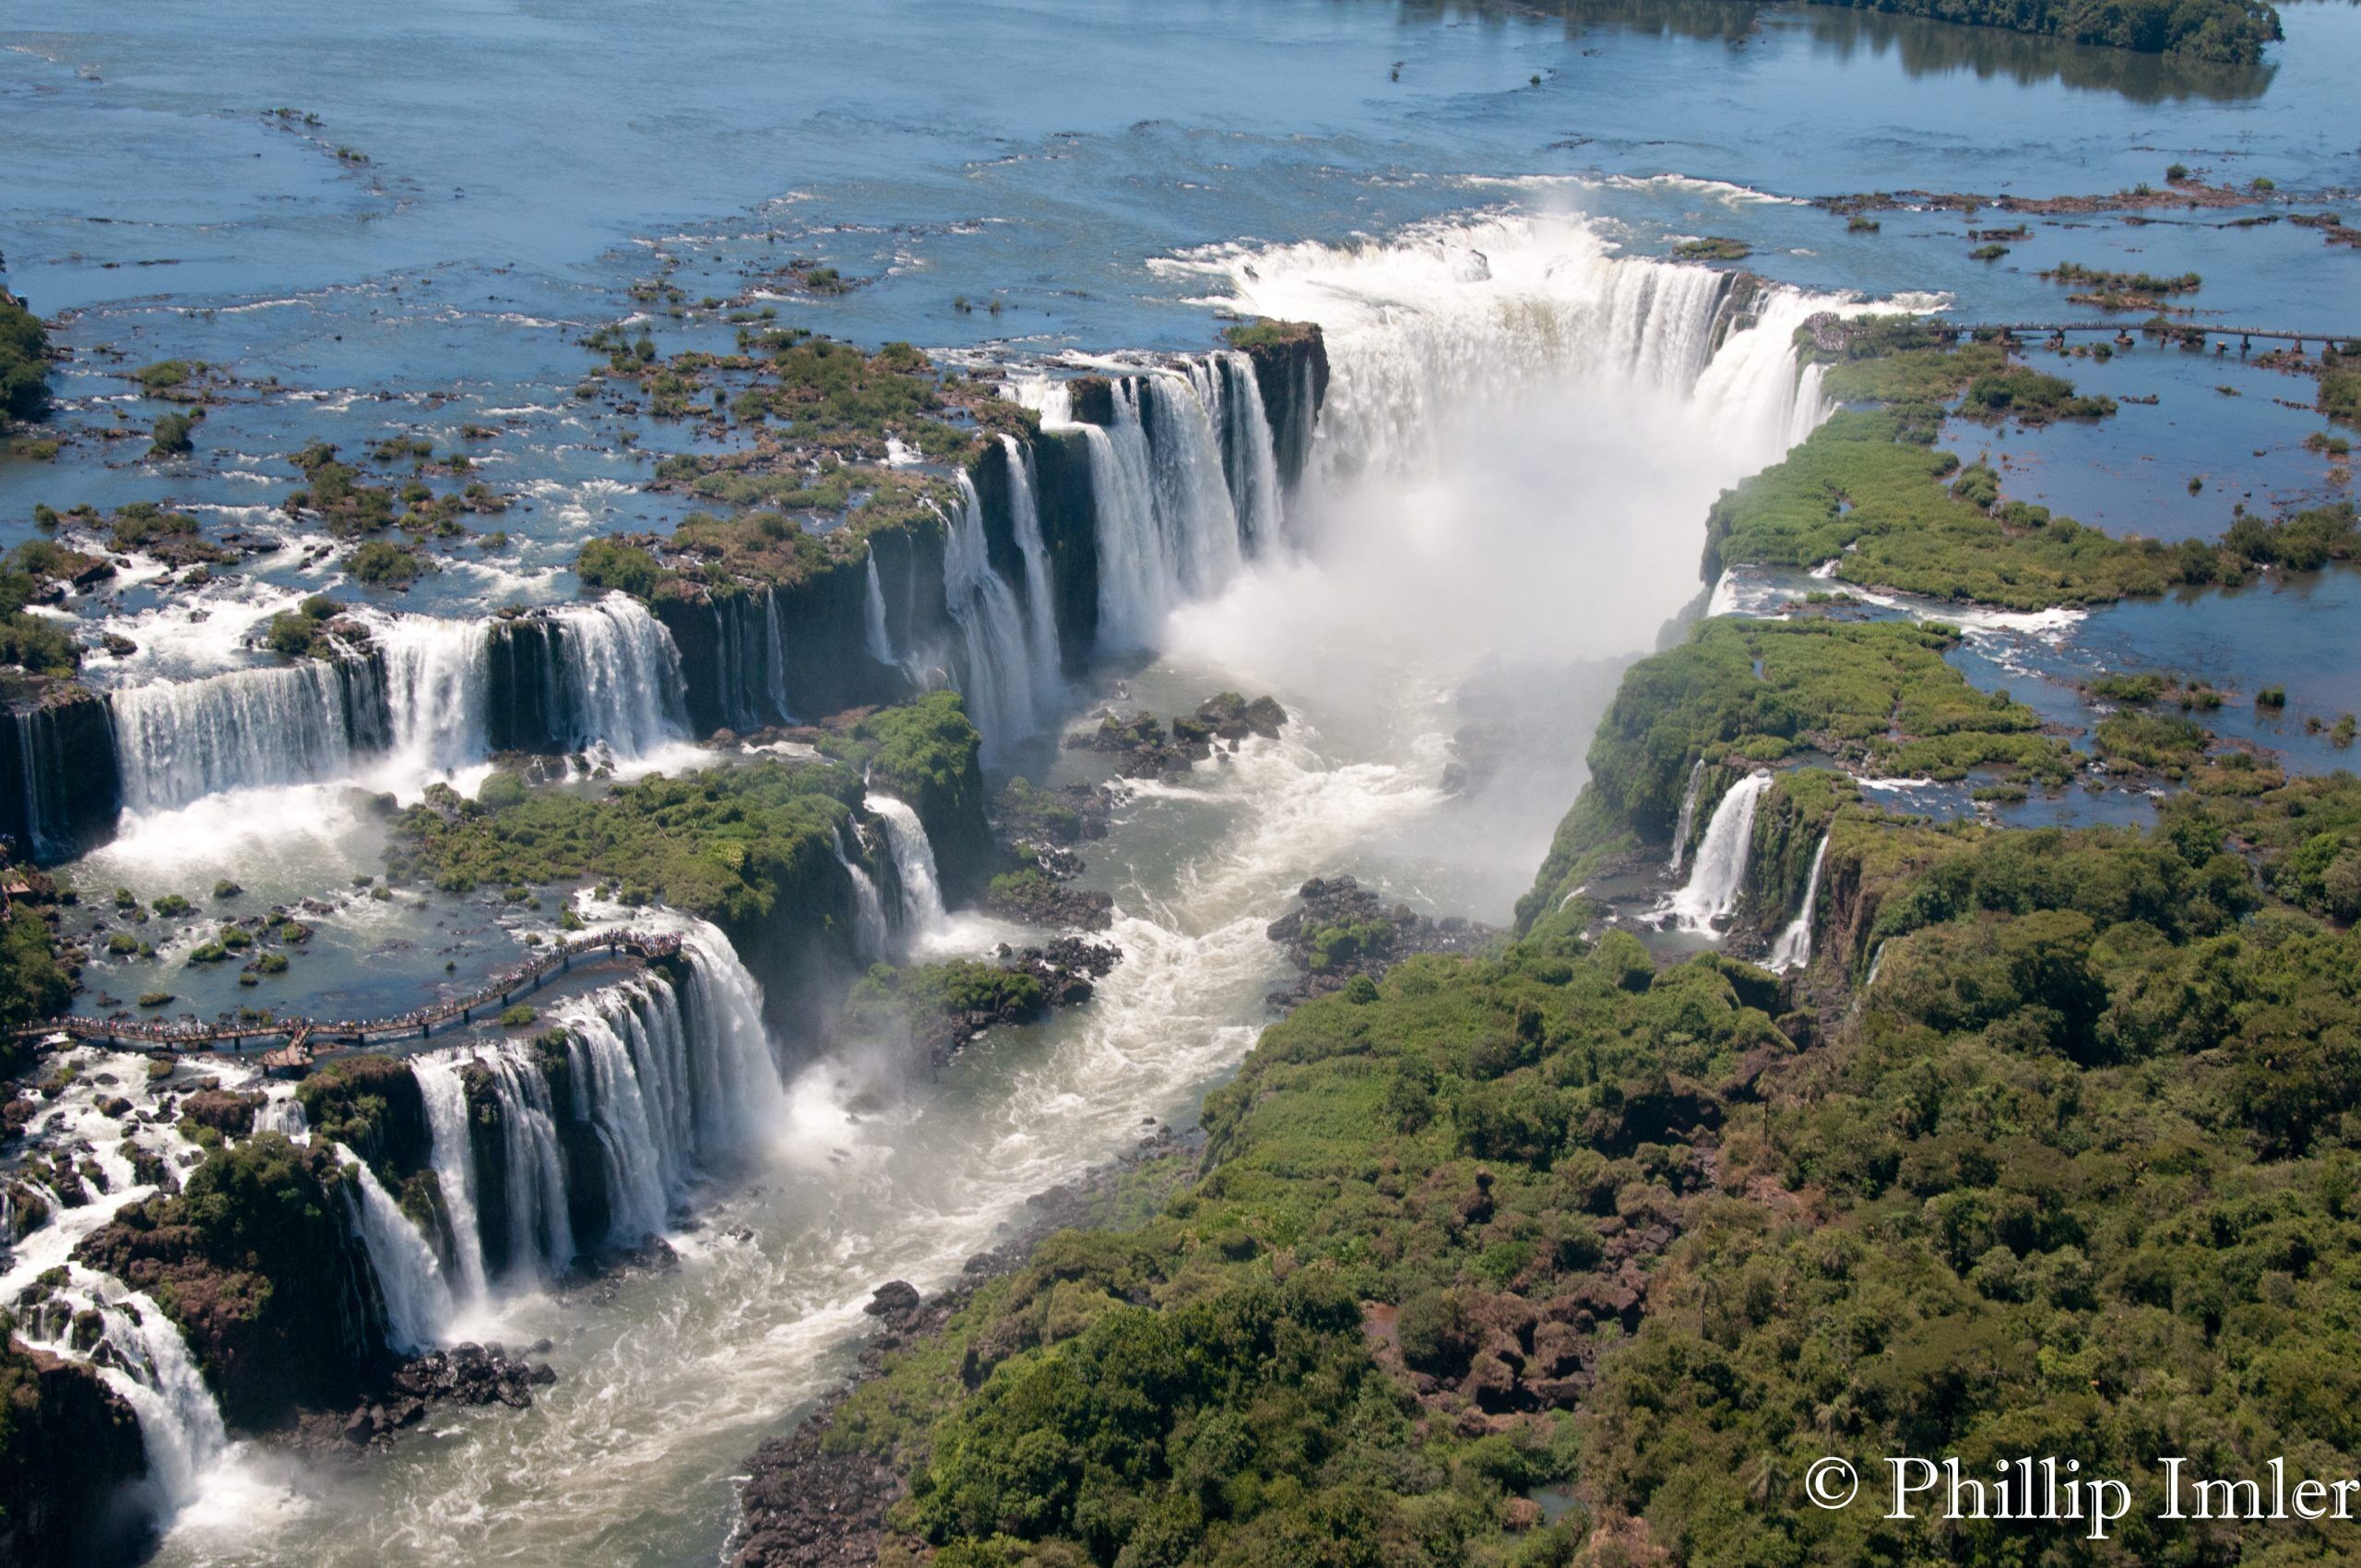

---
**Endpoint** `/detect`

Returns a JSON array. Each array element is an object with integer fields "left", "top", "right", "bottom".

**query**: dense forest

[{"left": 1813, "top": 0, "right": 2284, "bottom": 62}]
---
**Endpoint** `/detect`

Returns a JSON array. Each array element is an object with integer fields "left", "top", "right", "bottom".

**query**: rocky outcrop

[
  {"left": 1226, "top": 320, "right": 1330, "bottom": 492},
  {"left": 0, "top": 1336, "right": 150, "bottom": 1567},
  {"left": 1066, "top": 692, "right": 1287, "bottom": 779},
  {"left": 0, "top": 683, "right": 122, "bottom": 864},
  {"left": 73, "top": 1134, "right": 392, "bottom": 1430},
  {"left": 292, "top": 1341, "right": 556, "bottom": 1455},
  {"left": 1266, "top": 875, "right": 1494, "bottom": 1008}
]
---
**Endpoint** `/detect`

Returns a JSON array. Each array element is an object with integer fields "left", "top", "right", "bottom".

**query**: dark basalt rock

[
  {"left": 288, "top": 1340, "right": 559, "bottom": 1456},
  {"left": 1265, "top": 874, "right": 1496, "bottom": 1009},
  {"left": 73, "top": 1134, "right": 393, "bottom": 1430},
  {"left": 0, "top": 1336, "right": 150, "bottom": 1567},
  {"left": 1066, "top": 691, "right": 1287, "bottom": 779},
  {"left": 1227, "top": 322, "right": 1330, "bottom": 493},
  {"left": 0, "top": 683, "right": 123, "bottom": 865},
  {"left": 983, "top": 872, "right": 1113, "bottom": 932}
]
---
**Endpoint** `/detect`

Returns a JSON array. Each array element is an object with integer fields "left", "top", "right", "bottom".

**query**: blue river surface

[{"left": 2, "top": 4, "right": 2358, "bottom": 1563}]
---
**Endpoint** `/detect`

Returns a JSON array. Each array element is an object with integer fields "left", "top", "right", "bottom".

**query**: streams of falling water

[{"left": 128, "top": 211, "right": 1845, "bottom": 1567}]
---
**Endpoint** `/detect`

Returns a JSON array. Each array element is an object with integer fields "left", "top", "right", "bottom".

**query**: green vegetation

[
  {"left": 498, "top": 1004, "right": 538, "bottom": 1028},
  {"left": 821, "top": 705, "right": 2361, "bottom": 1563},
  {"left": 387, "top": 757, "right": 861, "bottom": 918},
  {"left": 575, "top": 536, "right": 665, "bottom": 598},
  {"left": 344, "top": 539, "right": 430, "bottom": 588},
  {"left": 134, "top": 359, "right": 197, "bottom": 394},
  {"left": 0, "top": 552, "right": 83, "bottom": 677},
  {"left": 1961, "top": 366, "right": 2116, "bottom": 424},
  {"left": 843, "top": 959, "right": 1047, "bottom": 1039},
  {"left": 1712, "top": 333, "right": 2355, "bottom": 610},
  {"left": 1516, "top": 617, "right": 2068, "bottom": 930},
  {"left": 1222, "top": 319, "right": 1323, "bottom": 352},
  {"left": 2041, "top": 261, "right": 2202, "bottom": 295},
  {"left": 265, "top": 595, "right": 348, "bottom": 659},
  {"left": 0, "top": 908, "right": 69, "bottom": 1034},
  {"left": 0, "top": 290, "right": 50, "bottom": 426},
  {"left": 2323, "top": 363, "right": 2361, "bottom": 426},
  {"left": 1671, "top": 236, "right": 1750, "bottom": 262},
  {"left": 1818, "top": 0, "right": 2281, "bottom": 63}
]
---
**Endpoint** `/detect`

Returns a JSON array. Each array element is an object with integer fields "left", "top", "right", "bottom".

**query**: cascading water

[
  {"left": 412, "top": 1056, "right": 491, "bottom": 1304},
  {"left": 484, "top": 1049, "right": 575, "bottom": 1283},
  {"left": 18, "top": 1268, "right": 231, "bottom": 1517},
  {"left": 1186, "top": 351, "right": 1285, "bottom": 546},
  {"left": 997, "top": 434, "right": 1065, "bottom": 711},
  {"left": 1667, "top": 758, "right": 1707, "bottom": 875},
  {"left": 538, "top": 596, "right": 692, "bottom": 755},
  {"left": 338, "top": 1147, "right": 456, "bottom": 1353},
  {"left": 101, "top": 595, "right": 692, "bottom": 826},
  {"left": 1767, "top": 830, "right": 1830, "bottom": 971},
  {"left": 370, "top": 610, "right": 492, "bottom": 781},
  {"left": 863, "top": 552, "right": 897, "bottom": 668},
  {"left": 405, "top": 926, "right": 785, "bottom": 1287},
  {"left": 1666, "top": 770, "right": 1774, "bottom": 933},
  {"left": 1026, "top": 367, "right": 1253, "bottom": 654},
  {"left": 938, "top": 474, "right": 1039, "bottom": 754},
  {"left": 836, "top": 825, "right": 891, "bottom": 962},
  {"left": 1183, "top": 213, "right": 1839, "bottom": 493},
  {"left": 110, "top": 661, "right": 365, "bottom": 814},
  {"left": 865, "top": 792, "right": 945, "bottom": 937}
]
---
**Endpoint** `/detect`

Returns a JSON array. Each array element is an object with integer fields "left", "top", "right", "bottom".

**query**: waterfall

[
  {"left": 18, "top": 1267, "right": 231, "bottom": 1517},
  {"left": 865, "top": 792, "right": 945, "bottom": 936},
  {"left": 1055, "top": 370, "right": 1249, "bottom": 654},
  {"left": 337, "top": 1146, "right": 455, "bottom": 1352},
  {"left": 1767, "top": 831, "right": 1830, "bottom": 972},
  {"left": 863, "top": 552, "right": 896, "bottom": 667},
  {"left": 101, "top": 594, "right": 692, "bottom": 825},
  {"left": 484, "top": 1048, "right": 575, "bottom": 1281},
  {"left": 1189, "top": 212, "right": 1843, "bottom": 489},
  {"left": 998, "top": 434, "right": 1066, "bottom": 710},
  {"left": 1076, "top": 418, "right": 1166, "bottom": 652},
  {"left": 12, "top": 706, "right": 86, "bottom": 861},
  {"left": 1865, "top": 941, "right": 1888, "bottom": 989},
  {"left": 675, "top": 929, "right": 789, "bottom": 1146},
  {"left": 762, "top": 587, "right": 792, "bottom": 725},
  {"left": 1667, "top": 758, "right": 1707, "bottom": 875},
  {"left": 939, "top": 473, "right": 1038, "bottom": 753},
  {"left": 110, "top": 660, "right": 364, "bottom": 813},
  {"left": 1188, "top": 351, "right": 1285, "bottom": 548},
  {"left": 562, "top": 1009, "right": 674, "bottom": 1244},
  {"left": 395, "top": 927, "right": 782, "bottom": 1289},
  {"left": 836, "top": 825, "right": 891, "bottom": 962},
  {"left": 371, "top": 610, "right": 492, "bottom": 779},
  {"left": 1667, "top": 769, "right": 1774, "bottom": 933},
  {"left": 412, "top": 1056, "right": 490, "bottom": 1304},
  {"left": 540, "top": 596, "right": 691, "bottom": 755}
]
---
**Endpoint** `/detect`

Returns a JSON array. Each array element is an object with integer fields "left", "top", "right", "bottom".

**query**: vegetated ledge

[
  {"left": 728, "top": 674, "right": 2361, "bottom": 1567},
  {"left": 383, "top": 691, "right": 991, "bottom": 1030},
  {"left": 0, "top": 1330, "right": 148, "bottom": 1567},
  {"left": 1703, "top": 317, "right": 2357, "bottom": 611},
  {"left": 1513, "top": 613, "right": 2073, "bottom": 932}
]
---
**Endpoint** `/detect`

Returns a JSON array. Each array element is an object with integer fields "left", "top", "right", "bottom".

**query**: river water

[{"left": 4, "top": 0, "right": 2358, "bottom": 1562}]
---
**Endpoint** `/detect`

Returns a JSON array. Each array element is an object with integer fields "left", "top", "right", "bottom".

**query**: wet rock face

[
  {"left": 1265, "top": 874, "right": 1496, "bottom": 1009},
  {"left": 0, "top": 684, "right": 125, "bottom": 864},
  {"left": 291, "top": 1340, "right": 559, "bottom": 1455},
  {"left": 0, "top": 1336, "right": 150, "bottom": 1567}
]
